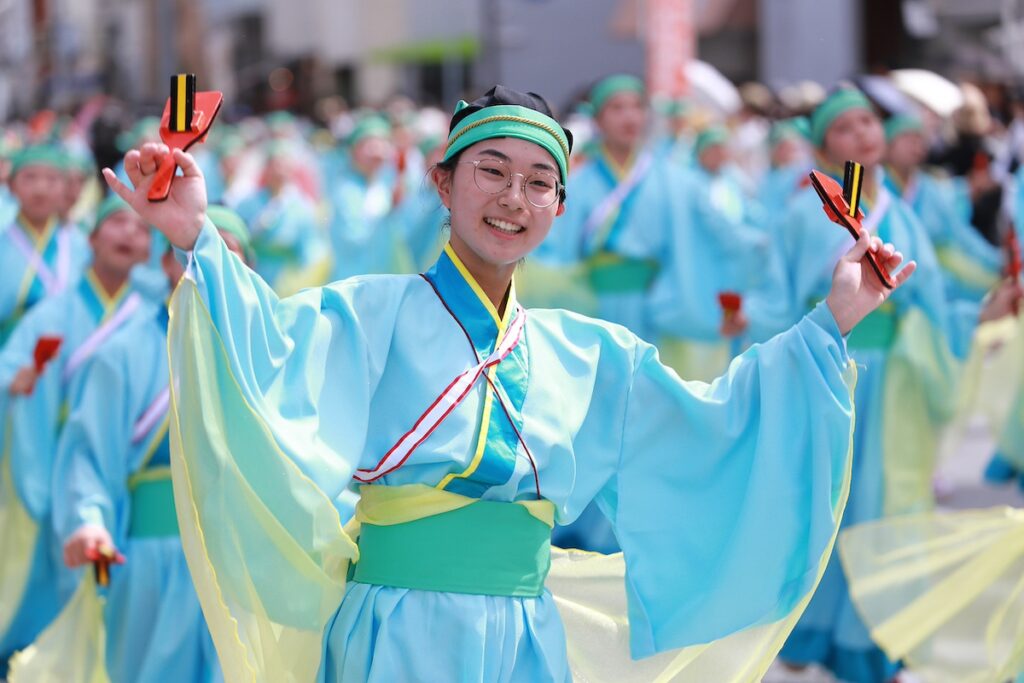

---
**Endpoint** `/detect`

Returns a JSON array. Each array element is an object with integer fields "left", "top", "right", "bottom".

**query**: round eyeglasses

[{"left": 459, "top": 158, "right": 562, "bottom": 208}]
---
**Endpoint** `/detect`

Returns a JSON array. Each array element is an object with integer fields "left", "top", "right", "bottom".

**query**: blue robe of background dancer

[
  {"left": 0, "top": 217, "right": 89, "bottom": 345},
  {"left": 327, "top": 168, "right": 406, "bottom": 280},
  {"left": 886, "top": 170, "right": 1001, "bottom": 303},
  {"left": 774, "top": 180, "right": 973, "bottom": 683},
  {"left": 0, "top": 272, "right": 140, "bottom": 671},
  {"left": 51, "top": 307, "right": 222, "bottom": 683},
  {"left": 644, "top": 165, "right": 776, "bottom": 380},
  {"left": 234, "top": 186, "right": 322, "bottom": 289},
  {"left": 532, "top": 148, "right": 672, "bottom": 342}
]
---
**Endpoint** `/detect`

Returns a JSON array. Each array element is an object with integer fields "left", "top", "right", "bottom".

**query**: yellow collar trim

[{"left": 443, "top": 243, "right": 515, "bottom": 332}]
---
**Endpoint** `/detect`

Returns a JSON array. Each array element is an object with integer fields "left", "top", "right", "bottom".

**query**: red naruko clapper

[
  {"left": 148, "top": 73, "right": 223, "bottom": 202},
  {"left": 808, "top": 169, "right": 896, "bottom": 289}
]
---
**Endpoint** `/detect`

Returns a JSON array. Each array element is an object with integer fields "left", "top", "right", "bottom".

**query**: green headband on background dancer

[
  {"left": 884, "top": 114, "right": 924, "bottom": 142},
  {"left": 443, "top": 85, "right": 574, "bottom": 185},
  {"left": 589, "top": 74, "right": 645, "bottom": 113},
  {"left": 810, "top": 88, "right": 874, "bottom": 148}
]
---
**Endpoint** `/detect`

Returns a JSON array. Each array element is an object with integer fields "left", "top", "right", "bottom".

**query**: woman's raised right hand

[{"left": 103, "top": 143, "right": 208, "bottom": 251}]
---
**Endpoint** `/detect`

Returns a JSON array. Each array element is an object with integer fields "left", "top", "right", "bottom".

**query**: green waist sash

[
  {"left": 847, "top": 302, "right": 898, "bottom": 351},
  {"left": 128, "top": 469, "right": 179, "bottom": 538},
  {"left": 351, "top": 496, "right": 552, "bottom": 598},
  {"left": 585, "top": 252, "right": 659, "bottom": 294}
]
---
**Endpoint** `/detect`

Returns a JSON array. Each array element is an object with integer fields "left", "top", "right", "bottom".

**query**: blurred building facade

[{"left": 2, "top": 0, "right": 1024, "bottom": 121}]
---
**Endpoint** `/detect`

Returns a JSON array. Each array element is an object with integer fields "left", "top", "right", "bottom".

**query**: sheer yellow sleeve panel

[
  {"left": 8, "top": 576, "right": 108, "bottom": 683},
  {"left": 841, "top": 507, "right": 1024, "bottom": 683},
  {"left": 0, "top": 438, "right": 39, "bottom": 640},
  {"left": 882, "top": 308, "right": 959, "bottom": 516},
  {"left": 940, "top": 314, "right": 1024, "bottom": 468},
  {"left": 168, "top": 279, "right": 357, "bottom": 683}
]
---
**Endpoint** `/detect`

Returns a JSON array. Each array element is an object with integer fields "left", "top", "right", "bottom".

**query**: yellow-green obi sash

[
  {"left": 127, "top": 468, "right": 179, "bottom": 538},
  {"left": 585, "top": 251, "right": 659, "bottom": 294},
  {"left": 350, "top": 484, "right": 554, "bottom": 598},
  {"left": 846, "top": 302, "right": 897, "bottom": 351}
]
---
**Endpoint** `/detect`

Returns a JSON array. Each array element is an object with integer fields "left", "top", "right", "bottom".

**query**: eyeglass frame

[{"left": 456, "top": 158, "right": 564, "bottom": 208}]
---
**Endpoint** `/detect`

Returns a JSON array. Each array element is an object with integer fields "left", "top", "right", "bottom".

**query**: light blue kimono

[
  {"left": 757, "top": 163, "right": 811, "bottom": 227},
  {"left": 0, "top": 272, "right": 140, "bottom": 668},
  {"left": 532, "top": 148, "right": 674, "bottom": 341},
  {"left": 176, "top": 218, "right": 857, "bottom": 682},
  {"left": 327, "top": 168, "right": 406, "bottom": 280},
  {"left": 885, "top": 169, "right": 1001, "bottom": 303},
  {"left": 0, "top": 187, "right": 16, "bottom": 230},
  {"left": 0, "top": 217, "right": 89, "bottom": 345},
  {"left": 51, "top": 307, "right": 221, "bottom": 683},
  {"left": 644, "top": 165, "right": 777, "bottom": 380},
  {"left": 773, "top": 180, "right": 970, "bottom": 683},
  {"left": 233, "top": 186, "right": 323, "bottom": 289},
  {"left": 700, "top": 165, "right": 766, "bottom": 230},
  {"left": 392, "top": 183, "right": 446, "bottom": 273}
]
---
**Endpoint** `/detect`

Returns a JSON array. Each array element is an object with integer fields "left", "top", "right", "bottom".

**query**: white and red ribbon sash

[
  {"left": 132, "top": 386, "right": 170, "bottom": 445},
  {"left": 354, "top": 307, "right": 527, "bottom": 483},
  {"left": 9, "top": 225, "right": 72, "bottom": 296},
  {"left": 63, "top": 293, "right": 143, "bottom": 383}
]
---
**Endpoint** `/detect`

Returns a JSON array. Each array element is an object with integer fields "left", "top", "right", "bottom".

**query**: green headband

[
  {"left": 348, "top": 116, "right": 392, "bottom": 146},
  {"left": 884, "top": 114, "right": 924, "bottom": 142},
  {"left": 206, "top": 205, "right": 252, "bottom": 260},
  {"left": 10, "top": 145, "right": 68, "bottom": 176},
  {"left": 92, "top": 195, "right": 134, "bottom": 233},
  {"left": 810, "top": 89, "right": 874, "bottom": 148},
  {"left": 443, "top": 103, "right": 570, "bottom": 184},
  {"left": 589, "top": 75, "right": 645, "bottom": 114},
  {"left": 695, "top": 126, "right": 729, "bottom": 156},
  {"left": 769, "top": 117, "right": 811, "bottom": 147}
]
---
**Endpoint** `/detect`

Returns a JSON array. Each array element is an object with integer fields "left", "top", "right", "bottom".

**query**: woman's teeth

[{"left": 485, "top": 217, "right": 524, "bottom": 234}]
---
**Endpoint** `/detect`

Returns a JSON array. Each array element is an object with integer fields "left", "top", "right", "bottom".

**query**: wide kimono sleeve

[
  {"left": 614, "top": 302, "right": 855, "bottom": 656},
  {"left": 169, "top": 217, "right": 392, "bottom": 681},
  {"left": 179, "top": 217, "right": 383, "bottom": 502},
  {"left": 51, "top": 351, "right": 134, "bottom": 544}
]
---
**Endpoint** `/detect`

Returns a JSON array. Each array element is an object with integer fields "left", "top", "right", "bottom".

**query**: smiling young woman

[{"left": 104, "top": 85, "right": 914, "bottom": 682}]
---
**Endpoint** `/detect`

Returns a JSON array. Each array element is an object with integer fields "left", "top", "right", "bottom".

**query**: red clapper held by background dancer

[
  {"left": 809, "top": 161, "right": 897, "bottom": 289},
  {"left": 33, "top": 336, "right": 62, "bottom": 375},
  {"left": 147, "top": 73, "right": 223, "bottom": 202},
  {"left": 1006, "top": 223, "right": 1022, "bottom": 314}
]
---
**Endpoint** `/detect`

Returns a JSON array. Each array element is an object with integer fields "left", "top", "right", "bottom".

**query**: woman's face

[
  {"left": 822, "top": 108, "right": 886, "bottom": 169},
  {"left": 885, "top": 131, "right": 927, "bottom": 170},
  {"left": 698, "top": 144, "right": 729, "bottom": 174},
  {"left": 351, "top": 136, "right": 393, "bottom": 178},
  {"left": 771, "top": 138, "right": 806, "bottom": 168},
  {"left": 89, "top": 210, "right": 152, "bottom": 276},
  {"left": 10, "top": 163, "right": 65, "bottom": 224},
  {"left": 595, "top": 92, "right": 647, "bottom": 151},
  {"left": 434, "top": 137, "right": 565, "bottom": 272}
]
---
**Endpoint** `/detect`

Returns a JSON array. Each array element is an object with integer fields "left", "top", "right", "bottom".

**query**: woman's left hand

[{"left": 826, "top": 231, "right": 916, "bottom": 336}]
